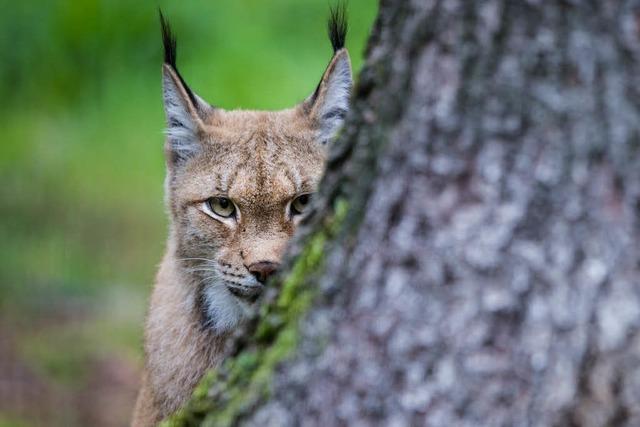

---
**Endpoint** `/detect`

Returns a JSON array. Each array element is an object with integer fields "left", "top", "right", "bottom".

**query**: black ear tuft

[
  {"left": 328, "top": 2, "right": 348, "bottom": 52},
  {"left": 158, "top": 9, "right": 200, "bottom": 109},
  {"left": 159, "top": 9, "right": 177, "bottom": 68}
]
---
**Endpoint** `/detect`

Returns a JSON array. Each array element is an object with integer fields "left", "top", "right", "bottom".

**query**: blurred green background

[{"left": 0, "top": 1, "right": 376, "bottom": 425}]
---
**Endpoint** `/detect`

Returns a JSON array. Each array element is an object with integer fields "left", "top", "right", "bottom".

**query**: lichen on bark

[
  {"left": 161, "top": 199, "right": 349, "bottom": 427},
  {"left": 164, "top": 1, "right": 640, "bottom": 425}
]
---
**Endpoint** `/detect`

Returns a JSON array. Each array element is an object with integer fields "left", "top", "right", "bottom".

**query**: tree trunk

[{"left": 167, "top": 1, "right": 640, "bottom": 426}]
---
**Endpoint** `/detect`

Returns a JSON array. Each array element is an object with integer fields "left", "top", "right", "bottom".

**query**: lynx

[{"left": 132, "top": 7, "right": 352, "bottom": 426}]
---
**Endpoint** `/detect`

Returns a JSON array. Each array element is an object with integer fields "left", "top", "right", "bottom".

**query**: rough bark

[{"left": 167, "top": 1, "right": 640, "bottom": 426}]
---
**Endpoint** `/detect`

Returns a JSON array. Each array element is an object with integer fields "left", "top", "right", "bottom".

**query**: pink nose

[{"left": 247, "top": 261, "right": 279, "bottom": 283}]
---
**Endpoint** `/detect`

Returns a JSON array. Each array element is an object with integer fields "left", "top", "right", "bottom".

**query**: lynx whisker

[
  {"left": 135, "top": 5, "right": 352, "bottom": 422},
  {"left": 184, "top": 267, "right": 219, "bottom": 274},
  {"left": 177, "top": 257, "right": 216, "bottom": 264}
]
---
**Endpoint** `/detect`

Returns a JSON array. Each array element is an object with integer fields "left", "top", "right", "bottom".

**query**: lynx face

[{"left": 159, "top": 12, "right": 351, "bottom": 332}]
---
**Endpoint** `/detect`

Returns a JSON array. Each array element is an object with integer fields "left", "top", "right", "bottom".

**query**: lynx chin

[{"left": 132, "top": 6, "right": 352, "bottom": 426}]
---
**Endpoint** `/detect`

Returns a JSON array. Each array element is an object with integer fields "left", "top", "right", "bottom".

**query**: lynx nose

[{"left": 248, "top": 261, "right": 280, "bottom": 284}]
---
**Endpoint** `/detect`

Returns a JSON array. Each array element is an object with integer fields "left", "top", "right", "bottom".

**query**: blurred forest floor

[{"left": 0, "top": 1, "right": 376, "bottom": 425}]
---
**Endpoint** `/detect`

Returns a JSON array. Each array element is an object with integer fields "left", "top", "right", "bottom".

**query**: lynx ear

[
  {"left": 303, "top": 4, "right": 353, "bottom": 144},
  {"left": 160, "top": 11, "right": 211, "bottom": 164}
]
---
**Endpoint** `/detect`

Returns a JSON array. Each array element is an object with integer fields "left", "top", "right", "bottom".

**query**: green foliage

[
  {"left": 0, "top": 415, "right": 33, "bottom": 427},
  {"left": 0, "top": 0, "right": 376, "bottom": 301},
  {"left": 0, "top": 1, "right": 374, "bottom": 424}
]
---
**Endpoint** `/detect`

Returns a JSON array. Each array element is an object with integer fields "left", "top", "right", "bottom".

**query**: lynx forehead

[
  {"left": 158, "top": 7, "right": 352, "bottom": 332},
  {"left": 132, "top": 6, "right": 353, "bottom": 425},
  {"left": 172, "top": 109, "right": 325, "bottom": 211},
  {"left": 170, "top": 109, "right": 330, "bottom": 332}
]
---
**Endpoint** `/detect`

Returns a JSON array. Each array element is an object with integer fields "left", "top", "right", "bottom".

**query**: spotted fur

[{"left": 132, "top": 7, "right": 353, "bottom": 426}]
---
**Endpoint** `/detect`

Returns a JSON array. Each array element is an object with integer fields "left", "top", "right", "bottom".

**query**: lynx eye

[
  {"left": 291, "top": 194, "right": 312, "bottom": 216},
  {"left": 206, "top": 197, "right": 235, "bottom": 218}
]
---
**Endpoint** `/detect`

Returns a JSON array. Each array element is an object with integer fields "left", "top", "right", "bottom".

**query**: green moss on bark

[{"left": 161, "top": 199, "right": 348, "bottom": 427}]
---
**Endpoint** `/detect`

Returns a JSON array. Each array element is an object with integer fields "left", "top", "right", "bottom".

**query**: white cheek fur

[{"left": 202, "top": 279, "right": 252, "bottom": 333}]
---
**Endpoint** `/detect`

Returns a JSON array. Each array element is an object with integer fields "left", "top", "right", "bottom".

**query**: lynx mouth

[{"left": 227, "top": 284, "right": 263, "bottom": 303}]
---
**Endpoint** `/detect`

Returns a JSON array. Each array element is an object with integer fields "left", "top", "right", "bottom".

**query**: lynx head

[{"left": 159, "top": 7, "right": 352, "bottom": 332}]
